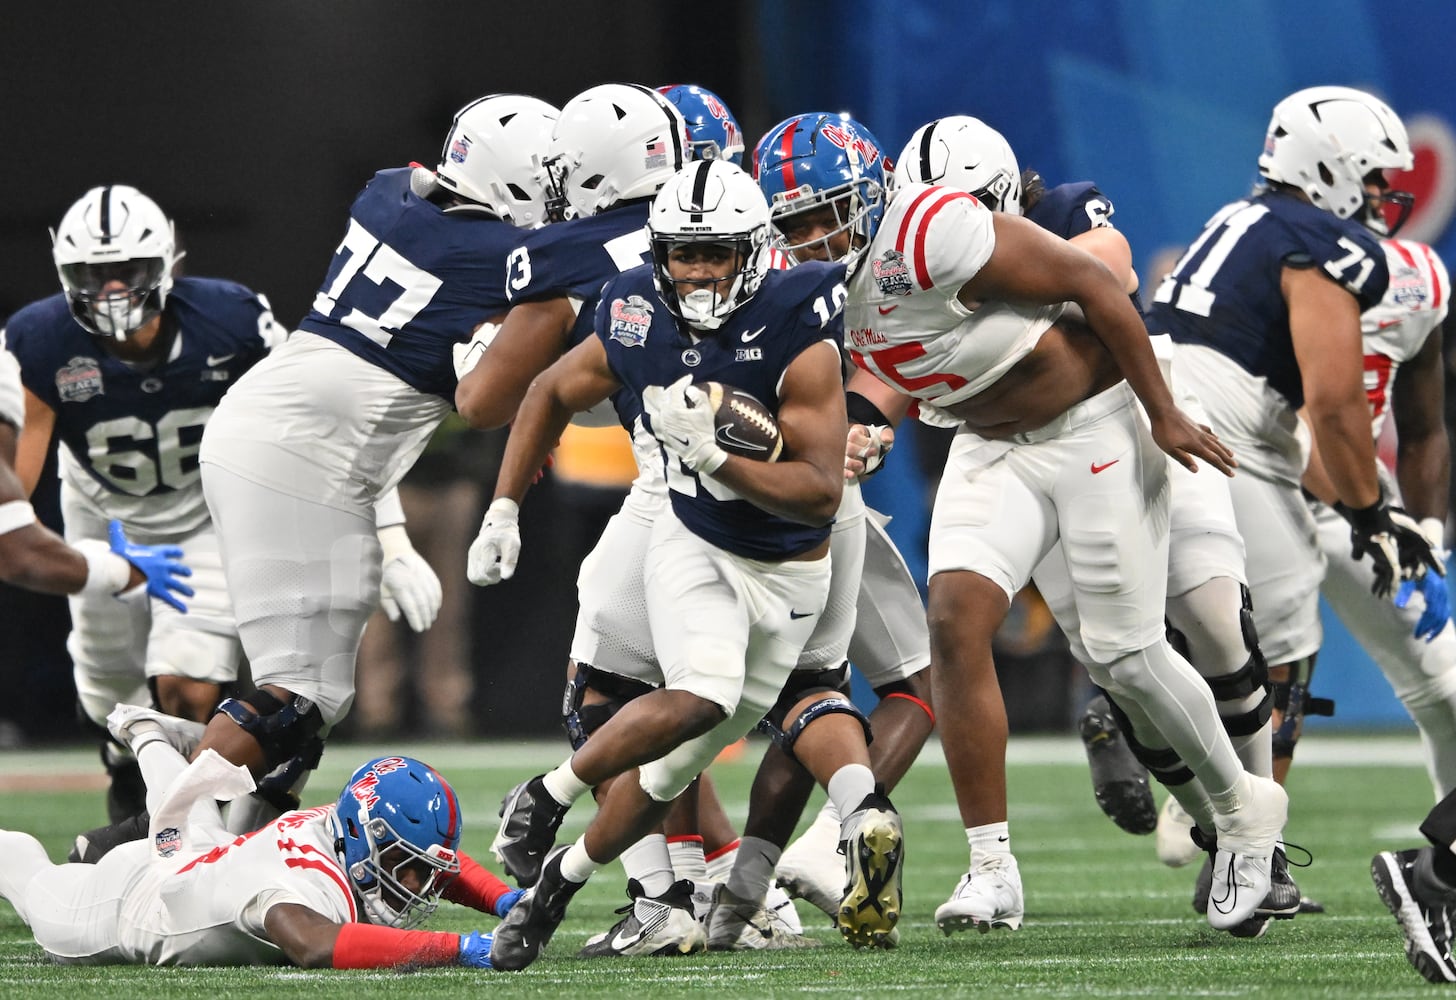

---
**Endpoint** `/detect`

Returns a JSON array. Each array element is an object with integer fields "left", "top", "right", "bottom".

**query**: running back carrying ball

[{"left": 699, "top": 381, "right": 781, "bottom": 461}]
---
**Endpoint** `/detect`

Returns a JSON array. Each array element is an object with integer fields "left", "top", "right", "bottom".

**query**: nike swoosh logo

[
  {"left": 611, "top": 927, "right": 645, "bottom": 950},
  {"left": 789, "top": 609, "right": 813, "bottom": 620},
  {"left": 1090, "top": 460, "right": 1119, "bottom": 474},
  {"left": 674, "top": 435, "right": 691, "bottom": 448},
  {"left": 997, "top": 835, "right": 1009, "bottom": 842},
  {"left": 878, "top": 305, "right": 898, "bottom": 315},
  {"left": 206, "top": 353, "right": 236, "bottom": 366},
  {"left": 716, "top": 426, "right": 770, "bottom": 453},
  {"left": 742, "top": 326, "right": 766, "bottom": 342}
]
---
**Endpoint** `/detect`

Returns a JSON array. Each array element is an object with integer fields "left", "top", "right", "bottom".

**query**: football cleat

[
  {"left": 1206, "top": 775, "right": 1287, "bottom": 931},
  {"left": 706, "top": 884, "right": 821, "bottom": 950},
  {"left": 67, "top": 810, "right": 151, "bottom": 864},
  {"left": 775, "top": 809, "right": 844, "bottom": 922},
  {"left": 1372, "top": 848, "right": 1456, "bottom": 983},
  {"left": 935, "top": 853, "right": 1024, "bottom": 934},
  {"left": 578, "top": 878, "right": 707, "bottom": 958},
  {"left": 490, "top": 774, "right": 568, "bottom": 888},
  {"left": 1079, "top": 695, "right": 1157, "bottom": 835},
  {"left": 837, "top": 789, "right": 903, "bottom": 949},
  {"left": 1155, "top": 795, "right": 1202, "bottom": 868},
  {"left": 489, "top": 846, "right": 583, "bottom": 971}
]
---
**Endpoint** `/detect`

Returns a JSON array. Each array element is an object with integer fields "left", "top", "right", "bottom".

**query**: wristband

[
  {"left": 73, "top": 538, "right": 133, "bottom": 597},
  {"left": 378, "top": 523, "right": 414, "bottom": 564},
  {"left": 845, "top": 391, "right": 891, "bottom": 429},
  {"left": 0, "top": 499, "right": 37, "bottom": 536}
]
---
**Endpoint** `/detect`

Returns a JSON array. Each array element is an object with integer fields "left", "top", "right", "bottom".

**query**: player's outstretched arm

[
  {"left": 264, "top": 903, "right": 497, "bottom": 970},
  {"left": 1391, "top": 318, "right": 1450, "bottom": 529}
]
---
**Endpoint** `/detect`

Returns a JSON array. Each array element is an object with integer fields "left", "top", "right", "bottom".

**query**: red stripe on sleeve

[
  {"left": 1418, "top": 243, "right": 1445, "bottom": 308},
  {"left": 1390, "top": 239, "right": 1419, "bottom": 269},
  {"left": 905, "top": 191, "right": 975, "bottom": 289},
  {"left": 284, "top": 856, "right": 358, "bottom": 922}
]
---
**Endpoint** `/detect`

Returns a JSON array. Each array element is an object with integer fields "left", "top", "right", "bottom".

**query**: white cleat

[
  {"left": 775, "top": 809, "right": 845, "bottom": 922},
  {"left": 105, "top": 703, "right": 205, "bottom": 757},
  {"left": 935, "top": 854, "right": 1024, "bottom": 935},
  {"left": 578, "top": 879, "right": 706, "bottom": 958},
  {"left": 764, "top": 883, "right": 804, "bottom": 935},
  {"left": 1156, "top": 795, "right": 1202, "bottom": 868},
  {"left": 1207, "top": 775, "right": 1288, "bottom": 931},
  {"left": 705, "top": 884, "right": 821, "bottom": 950}
]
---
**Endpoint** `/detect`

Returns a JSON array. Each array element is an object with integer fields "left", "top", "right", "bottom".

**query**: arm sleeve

[
  {"left": 440, "top": 851, "right": 516, "bottom": 914},
  {"left": 331, "top": 922, "right": 460, "bottom": 969}
]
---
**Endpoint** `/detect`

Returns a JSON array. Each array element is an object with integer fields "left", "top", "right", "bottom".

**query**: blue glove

[
  {"left": 1397, "top": 565, "right": 1452, "bottom": 642},
  {"left": 494, "top": 888, "right": 526, "bottom": 918},
  {"left": 108, "top": 520, "right": 194, "bottom": 613},
  {"left": 458, "top": 930, "right": 495, "bottom": 969}
]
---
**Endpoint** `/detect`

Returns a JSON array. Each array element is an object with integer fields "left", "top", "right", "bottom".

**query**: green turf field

[{"left": 0, "top": 733, "right": 1440, "bottom": 998}]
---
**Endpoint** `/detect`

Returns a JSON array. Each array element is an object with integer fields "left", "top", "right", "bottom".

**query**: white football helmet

[
  {"left": 435, "top": 94, "right": 559, "bottom": 228},
  {"left": 894, "top": 116, "right": 1022, "bottom": 215},
  {"left": 1258, "top": 85, "right": 1413, "bottom": 220},
  {"left": 649, "top": 159, "right": 771, "bottom": 331},
  {"left": 51, "top": 185, "right": 176, "bottom": 340},
  {"left": 543, "top": 83, "right": 689, "bottom": 221}
]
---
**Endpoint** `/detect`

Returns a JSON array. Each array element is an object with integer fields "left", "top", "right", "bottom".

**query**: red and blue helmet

[
  {"left": 753, "top": 112, "right": 889, "bottom": 270},
  {"left": 658, "top": 84, "right": 745, "bottom": 166},
  {"left": 332, "top": 756, "right": 462, "bottom": 928}
]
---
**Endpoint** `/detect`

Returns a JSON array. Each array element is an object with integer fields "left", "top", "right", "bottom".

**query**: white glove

[
  {"left": 845, "top": 423, "right": 894, "bottom": 482},
  {"left": 452, "top": 321, "right": 503, "bottom": 380},
  {"left": 468, "top": 498, "right": 521, "bottom": 586},
  {"left": 641, "top": 374, "right": 726, "bottom": 475},
  {"left": 378, "top": 525, "right": 443, "bottom": 631}
]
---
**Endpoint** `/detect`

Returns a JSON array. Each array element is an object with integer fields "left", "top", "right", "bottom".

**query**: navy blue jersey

[
  {"left": 3, "top": 277, "right": 275, "bottom": 498},
  {"left": 597, "top": 261, "right": 847, "bottom": 560},
  {"left": 506, "top": 201, "right": 653, "bottom": 348},
  {"left": 298, "top": 167, "right": 523, "bottom": 399},
  {"left": 1148, "top": 189, "right": 1389, "bottom": 408},
  {"left": 1025, "top": 180, "right": 1144, "bottom": 311},
  {"left": 1026, "top": 181, "right": 1113, "bottom": 240}
]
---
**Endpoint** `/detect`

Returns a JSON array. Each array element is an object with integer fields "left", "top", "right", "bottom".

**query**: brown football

[{"left": 698, "top": 382, "right": 782, "bottom": 461}]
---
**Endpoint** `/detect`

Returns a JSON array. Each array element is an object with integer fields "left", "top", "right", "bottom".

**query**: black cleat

[
  {"left": 1079, "top": 695, "right": 1156, "bottom": 835},
  {"left": 490, "top": 775, "right": 569, "bottom": 888},
  {"left": 68, "top": 811, "right": 150, "bottom": 864},
  {"left": 1372, "top": 849, "right": 1456, "bottom": 983},
  {"left": 490, "top": 846, "right": 584, "bottom": 971}
]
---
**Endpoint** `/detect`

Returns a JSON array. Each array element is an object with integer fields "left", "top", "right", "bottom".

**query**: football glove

[
  {"left": 108, "top": 520, "right": 193, "bottom": 612},
  {"left": 1397, "top": 567, "right": 1452, "bottom": 642},
  {"left": 845, "top": 423, "right": 894, "bottom": 482},
  {"left": 642, "top": 374, "right": 726, "bottom": 475},
  {"left": 1339, "top": 501, "right": 1445, "bottom": 599},
  {"left": 378, "top": 525, "right": 443, "bottom": 632},
  {"left": 467, "top": 498, "right": 521, "bottom": 586},
  {"left": 452, "top": 321, "right": 503, "bottom": 380},
  {"left": 458, "top": 930, "right": 495, "bottom": 969}
]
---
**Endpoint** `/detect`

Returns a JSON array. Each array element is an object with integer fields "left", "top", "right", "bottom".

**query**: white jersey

[
  {"left": 1363, "top": 238, "right": 1449, "bottom": 438},
  {"left": 0, "top": 348, "right": 23, "bottom": 430},
  {"left": 844, "top": 182, "right": 1062, "bottom": 421},
  {"left": 114, "top": 805, "right": 355, "bottom": 966}
]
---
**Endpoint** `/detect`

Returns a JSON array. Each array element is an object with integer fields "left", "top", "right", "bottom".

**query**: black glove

[{"left": 1337, "top": 501, "right": 1445, "bottom": 599}]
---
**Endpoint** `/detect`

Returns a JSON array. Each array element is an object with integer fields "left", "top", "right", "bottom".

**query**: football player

[
  {"left": 838, "top": 94, "right": 1302, "bottom": 935},
  {"left": 0, "top": 346, "right": 191, "bottom": 604},
  {"left": 898, "top": 117, "right": 1300, "bottom": 934},
  {"left": 0, "top": 728, "right": 521, "bottom": 969},
  {"left": 473, "top": 159, "right": 865, "bottom": 970},
  {"left": 3, "top": 184, "right": 281, "bottom": 822},
  {"left": 192, "top": 94, "right": 556, "bottom": 829},
  {"left": 1373, "top": 787, "right": 1456, "bottom": 983}
]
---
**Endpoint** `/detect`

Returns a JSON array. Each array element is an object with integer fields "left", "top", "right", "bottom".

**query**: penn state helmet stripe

[
  {"left": 918, "top": 119, "right": 941, "bottom": 183},
  {"left": 99, "top": 185, "right": 113, "bottom": 245},
  {"left": 625, "top": 82, "right": 684, "bottom": 170},
  {"left": 689, "top": 159, "right": 712, "bottom": 211}
]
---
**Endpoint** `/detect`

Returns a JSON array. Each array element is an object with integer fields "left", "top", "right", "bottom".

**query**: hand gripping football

[{"left": 699, "top": 382, "right": 782, "bottom": 461}]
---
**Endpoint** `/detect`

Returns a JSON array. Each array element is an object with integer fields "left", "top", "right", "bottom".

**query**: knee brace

[
  {"left": 759, "top": 695, "right": 873, "bottom": 761},
  {"left": 561, "top": 663, "right": 656, "bottom": 750},
  {"left": 254, "top": 735, "right": 326, "bottom": 813},
  {"left": 1102, "top": 694, "right": 1195, "bottom": 787},
  {"left": 1270, "top": 653, "right": 1333, "bottom": 761},
  {"left": 215, "top": 690, "right": 324, "bottom": 773}
]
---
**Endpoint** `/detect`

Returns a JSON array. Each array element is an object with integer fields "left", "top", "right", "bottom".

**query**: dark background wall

[{"left": 0, "top": 0, "right": 762, "bottom": 742}]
